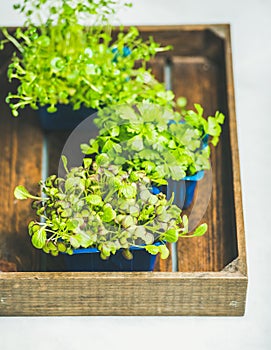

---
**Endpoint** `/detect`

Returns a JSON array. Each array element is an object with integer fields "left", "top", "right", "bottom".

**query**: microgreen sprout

[{"left": 14, "top": 157, "right": 207, "bottom": 259}]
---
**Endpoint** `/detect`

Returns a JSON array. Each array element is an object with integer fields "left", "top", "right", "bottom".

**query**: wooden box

[{"left": 0, "top": 24, "right": 247, "bottom": 316}]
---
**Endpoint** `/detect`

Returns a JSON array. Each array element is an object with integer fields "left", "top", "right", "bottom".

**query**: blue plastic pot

[
  {"left": 175, "top": 170, "right": 205, "bottom": 209},
  {"left": 151, "top": 170, "right": 205, "bottom": 209},
  {"left": 38, "top": 104, "right": 97, "bottom": 131},
  {"left": 63, "top": 242, "right": 163, "bottom": 272}
]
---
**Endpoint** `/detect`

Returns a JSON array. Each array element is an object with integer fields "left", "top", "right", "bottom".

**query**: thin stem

[{"left": 2, "top": 28, "right": 23, "bottom": 53}]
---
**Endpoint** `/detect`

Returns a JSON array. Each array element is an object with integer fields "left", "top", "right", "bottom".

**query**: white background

[{"left": 1, "top": 0, "right": 271, "bottom": 349}]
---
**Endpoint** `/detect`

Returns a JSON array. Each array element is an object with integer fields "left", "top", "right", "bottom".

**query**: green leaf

[
  {"left": 121, "top": 184, "right": 137, "bottom": 199},
  {"left": 87, "top": 194, "right": 102, "bottom": 206},
  {"left": 61, "top": 155, "right": 68, "bottom": 173},
  {"left": 50, "top": 57, "right": 65, "bottom": 72},
  {"left": 168, "top": 165, "right": 186, "bottom": 181},
  {"left": 138, "top": 149, "right": 159, "bottom": 161},
  {"left": 206, "top": 117, "right": 221, "bottom": 137},
  {"left": 83, "top": 158, "right": 92, "bottom": 168},
  {"left": 70, "top": 235, "right": 81, "bottom": 249},
  {"left": 61, "top": 208, "right": 73, "bottom": 218},
  {"left": 102, "top": 139, "right": 114, "bottom": 153},
  {"left": 110, "top": 126, "right": 120, "bottom": 137},
  {"left": 163, "top": 228, "right": 178, "bottom": 243},
  {"left": 148, "top": 194, "right": 158, "bottom": 205},
  {"left": 121, "top": 215, "right": 134, "bottom": 228},
  {"left": 194, "top": 103, "right": 203, "bottom": 117},
  {"left": 168, "top": 140, "right": 176, "bottom": 149},
  {"left": 66, "top": 219, "right": 79, "bottom": 231},
  {"left": 115, "top": 156, "right": 126, "bottom": 165},
  {"left": 118, "top": 105, "right": 138, "bottom": 121},
  {"left": 96, "top": 153, "right": 110, "bottom": 166},
  {"left": 80, "top": 144, "right": 93, "bottom": 154},
  {"left": 141, "top": 161, "right": 155, "bottom": 173},
  {"left": 159, "top": 244, "right": 170, "bottom": 259},
  {"left": 128, "top": 135, "right": 144, "bottom": 151},
  {"left": 102, "top": 205, "right": 116, "bottom": 222},
  {"left": 36, "top": 35, "right": 50, "bottom": 47},
  {"left": 215, "top": 111, "right": 225, "bottom": 124},
  {"left": 14, "top": 185, "right": 31, "bottom": 200},
  {"left": 65, "top": 177, "right": 84, "bottom": 192},
  {"left": 144, "top": 232, "right": 155, "bottom": 245},
  {"left": 100, "top": 244, "right": 111, "bottom": 258},
  {"left": 139, "top": 189, "right": 151, "bottom": 202},
  {"left": 182, "top": 215, "right": 189, "bottom": 233},
  {"left": 47, "top": 105, "right": 57, "bottom": 113},
  {"left": 78, "top": 232, "right": 94, "bottom": 248},
  {"left": 145, "top": 244, "right": 160, "bottom": 255},
  {"left": 192, "top": 223, "right": 207, "bottom": 237},
  {"left": 211, "top": 136, "right": 219, "bottom": 146},
  {"left": 82, "top": 139, "right": 99, "bottom": 154},
  {"left": 57, "top": 242, "right": 67, "bottom": 253},
  {"left": 31, "top": 228, "right": 46, "bottom": 249}
]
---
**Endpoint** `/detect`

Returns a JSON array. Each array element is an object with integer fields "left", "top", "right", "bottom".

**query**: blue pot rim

[
  {"left": 69, "top": 240, "right": 165, "bottom": 255},
  {"left": 151, "top": 170, "right": 205, "bottom": 196},
  {"left": 182, "top": 170, "right": 205, "bottom": 181}
]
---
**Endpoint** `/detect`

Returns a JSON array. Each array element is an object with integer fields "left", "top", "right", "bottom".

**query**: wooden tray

[{"left": 0, "top": 24, "right": 247, "bottom": 316}]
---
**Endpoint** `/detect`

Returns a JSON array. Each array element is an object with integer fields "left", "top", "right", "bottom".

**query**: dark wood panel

[
  {"left": 0, "top": 29, "right": 18, "bottom": 77},
  {"left": 0, "top": 76, "right": 43, "bottom": 271},
  {"left": 47, "top": 131, "right": 70, "bottom": 176},
  {"left": 114, "top": 26, "right": 225, "bottom": 63},
  {"left": 171, "top": 55, "right": 237, "bottom": 272}
]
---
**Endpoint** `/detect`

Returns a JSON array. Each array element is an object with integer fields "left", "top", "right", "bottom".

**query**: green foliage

[
  {"left": 14, "top": 185, "right": 43, "bottom": 200},
  {"left": 177, "top": 99, "right": 225, "bottom": 147},
  {"left": 14, "top": 185, "right": 32, "bottom": 200},
  {"left": 1, "top": 0, "right": 174, "bottom": 117},
  {"left": 81, "top": 102, "right": 224, "bottom": 183},
  {"left": 17, "top": 157, "right": 198, "bottom": 259}
]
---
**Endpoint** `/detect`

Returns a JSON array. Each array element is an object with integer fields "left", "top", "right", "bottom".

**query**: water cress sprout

[
  {"left": 14, "top": 158, "right": 207, "bottom": 259},
  {"left": 1, "top": 0, "right": 174, "bottom": 117},
  {"left": 81, "top": 102, "right": 225, "bottom": 184}
]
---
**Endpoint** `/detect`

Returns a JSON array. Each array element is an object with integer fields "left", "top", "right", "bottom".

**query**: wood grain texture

[
  {"left": 223, "top": 25, "right": 247, "bottom": 275},
  {"left": 0, "top": 260, "right": 17, "bottom": 272},
  {"left": 0, "top": 271, "right": 247, "bottom": 316},
  {"left": 0, "top": 57, "right": 43, "bottom": 271},
  {"left": 0, "top": 24, "right": 247, "bottom": 315},
  {"left": 171, "top": 54, "right": 238, "bottom": 272}
]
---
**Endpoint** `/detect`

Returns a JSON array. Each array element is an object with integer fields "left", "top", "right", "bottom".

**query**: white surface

[{"left": 1, "top": 0, "right": 271, "bottom": 349}]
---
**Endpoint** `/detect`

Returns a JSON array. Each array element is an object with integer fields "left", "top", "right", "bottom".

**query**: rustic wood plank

[
  {"left": 0, "top": 79, "right": 43, "bottom": 271},
  {"left": 127, "top": 26, "right": 225, "bottom": 64},
  {"left": 171, "top": 55, "right": 224, "bottom": 271},
  {"left": 0, "top": 271, "right": 247, "bottom": 316},
  {"left": 222, "top": 25, "right": 247, "bottom": 275}
]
